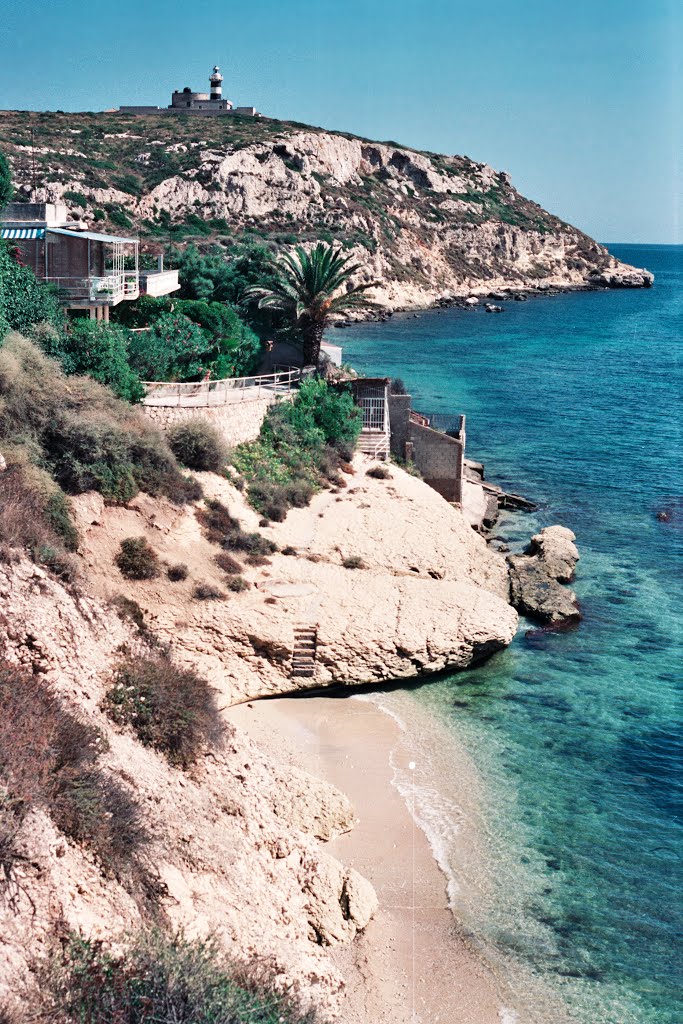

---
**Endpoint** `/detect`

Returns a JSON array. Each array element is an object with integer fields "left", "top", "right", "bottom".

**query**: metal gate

[{"left": 358, "top": 397, "right": 385, "bottom": 430}]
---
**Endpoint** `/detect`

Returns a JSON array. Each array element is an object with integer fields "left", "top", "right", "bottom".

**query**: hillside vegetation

[{"left": 0, "top": 109, "right": 650, "bottom": 307}]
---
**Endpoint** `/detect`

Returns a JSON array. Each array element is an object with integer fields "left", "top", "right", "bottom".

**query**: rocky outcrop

[
  {"left": 507, "top": 525, "right": 581, "bottom": 626},
  {"left": 1, "top": 112, "right": 654, "bottom": 309},
  {"left": 69, "top": 459, "right": 518, "bottom": 703}
]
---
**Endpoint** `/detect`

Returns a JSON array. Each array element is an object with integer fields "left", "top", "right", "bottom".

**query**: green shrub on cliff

[
  {"left": 42, "top": 930, "right": 314, "bottom": 1024},
  {"left": 231, "top": 378, "right": 360, "bottom": 520}
]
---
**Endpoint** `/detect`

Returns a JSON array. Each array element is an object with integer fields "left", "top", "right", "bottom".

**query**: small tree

[
  {"left": 0, "top": 150, "right": 13, "bottom": 210},
  {"left": 63, "top": 320, "right": 144, "bottom": 403}
]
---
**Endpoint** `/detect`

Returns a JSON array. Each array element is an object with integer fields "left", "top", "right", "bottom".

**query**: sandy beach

[{"left": 228, "top": 690, "right": 521, "bottom": 1023}]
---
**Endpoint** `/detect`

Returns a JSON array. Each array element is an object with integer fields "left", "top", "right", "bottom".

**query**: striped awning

[{"left": 1, "top": 227, "right": 45, "bottom": 239}]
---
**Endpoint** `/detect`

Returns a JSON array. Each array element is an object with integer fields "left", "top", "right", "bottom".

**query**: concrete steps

[
  {"left": 290, "top": 625, "right": 318, "bottom": 679},
  {"left": 358, "top": 430, "right": 390, "bottom": 460}
]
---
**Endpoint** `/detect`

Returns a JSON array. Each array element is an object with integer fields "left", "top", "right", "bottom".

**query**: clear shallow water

[{"left": 338, "top": 246, "right": 683, "bottom": 1024}]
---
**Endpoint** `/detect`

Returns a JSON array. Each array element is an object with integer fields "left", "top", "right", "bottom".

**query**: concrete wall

[
  {"left": 388, "top": 393, "right": 464, "bottom": 505},
  {"left": 143, "top": 392, "right": 286, "bottom": 448},
  {"left": 388, "top": 394, "right": 412, "bottom": 460},
  {"left": 408, "top": 422, "right": 464, "bottom": 504}
]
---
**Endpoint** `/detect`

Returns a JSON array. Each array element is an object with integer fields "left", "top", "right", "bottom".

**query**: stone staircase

[
  {"left": 290, "top": 624, "right": 318, "bottom": 679},
  {"left": 357, "top": 429, "right": 389, "bottom": 461}
]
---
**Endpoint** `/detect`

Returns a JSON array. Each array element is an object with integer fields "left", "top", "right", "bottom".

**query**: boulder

[{"left": 507, "top": 525, "right": 581, "bottom": 625}]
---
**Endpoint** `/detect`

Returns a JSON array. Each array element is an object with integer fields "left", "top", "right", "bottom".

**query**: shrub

[
  {"left": 111, "top": 594, "right": 147, "bottom": 632},
  {"left": 42, "top": 930, "right": 313, "bottom": 1024},
  {"left": 0, "top": 335, "right": 202, "bottom": 506},
  {"left": 128, "top": 313, "right": 213, "bottom": 382},
  {"left": 214, "top": 551, "right": 242, "bottom": 575},
  {"left": 115, "top": 537, "right": 160, "bottom": 580},
  {"left": 167, "top": 563, "right": 189, "bottom": 582},
  {"left": 0, "top": 660, "right": 146, "bottom": 873},
  {"left": 367, "top": 464, "right": 391, "bottom": 480},
  {"left": 193, "top": 582, "right": 225, "bottom": 601},
  {"left": 245, "top": 553, "right": 270, "bottom": 567},
  {"left": 232, "top": 378, "right": 360, "bottom": 522},
  {"left": 282, "top": 546, "right": 298, "bottom": 556},
  {"left": 0, "top": 462, "right": 79, "bottom": 576},
  {"left": 0, "top": 150, "right": 13, "bottom": 209},
  {"left": 103, "top": 655, "right": 223, "bottom": 768},
  {"left": 390, "top": 377, "right": 408, "bottom": 395},
  {"left": 196, "top": 499, "right": 277, "bottom": 555},
  {"left": 342, "top": 555, "right": 365, "bottom": 569},
  {"left": 226, "top": 575, "right": 249, "bottom": 593},
  {"left": 168, "top": 420, "right": 227, "bottom": 473},
  {"left": 61, "top": 320, "right": 144, "bottom": 403}
]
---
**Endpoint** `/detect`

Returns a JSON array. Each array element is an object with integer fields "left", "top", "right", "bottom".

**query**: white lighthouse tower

[{"left": 209, "top": 65, "right": 223, "bottom": 102}]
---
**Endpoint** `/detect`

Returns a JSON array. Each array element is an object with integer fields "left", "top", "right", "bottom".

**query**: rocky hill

[{"left": 0, "top": 110, "right": 652, "bottom": 308}]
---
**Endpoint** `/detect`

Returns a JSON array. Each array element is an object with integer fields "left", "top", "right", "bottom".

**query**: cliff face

[
  {"left": 0, "top": 110, "right": 653, "bottom": 307},
  {"left": 0, "top": 459, "right": 515, "bottom": 1016}
]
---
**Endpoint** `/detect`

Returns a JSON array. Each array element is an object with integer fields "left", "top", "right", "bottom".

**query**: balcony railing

[{"left": 45, "top": 272, "right": 139, "bottom": 304}]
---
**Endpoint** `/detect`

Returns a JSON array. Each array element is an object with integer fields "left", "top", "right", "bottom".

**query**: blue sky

[{"left": 1, "top": 0, "right": 681, "bottom": 243}]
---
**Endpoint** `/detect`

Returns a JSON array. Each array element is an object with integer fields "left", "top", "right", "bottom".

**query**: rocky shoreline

[{"left": 333, "top": 272, "right": 654, "bottom": 327}]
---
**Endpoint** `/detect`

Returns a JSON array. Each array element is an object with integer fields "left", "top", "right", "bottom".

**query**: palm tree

[{"left": 246, "top": 243, "right": 377, "bottom": 367}]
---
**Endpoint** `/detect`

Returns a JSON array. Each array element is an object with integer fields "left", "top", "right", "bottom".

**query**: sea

[{"left": 337, "top": 245, "right": 682, "bottom": 1024}]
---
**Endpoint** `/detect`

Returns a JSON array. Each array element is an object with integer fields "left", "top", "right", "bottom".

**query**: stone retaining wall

[{"left": 143, "top": 392, "right": 289, "bottom": 447}]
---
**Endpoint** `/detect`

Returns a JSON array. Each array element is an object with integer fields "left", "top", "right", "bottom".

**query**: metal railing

[
  {"left": 410, "top": 411, "right": 465, "bottom": 439},
  {"left": 142, "top": 367, "right": 301, "bottom": 407},
  {"left": 45, "top": 272, "right": 140, "bottom": 303}
]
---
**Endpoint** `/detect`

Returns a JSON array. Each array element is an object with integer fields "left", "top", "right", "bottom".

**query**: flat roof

[{"left": 49, "top": 227, "right": 138, "bottom": 244}]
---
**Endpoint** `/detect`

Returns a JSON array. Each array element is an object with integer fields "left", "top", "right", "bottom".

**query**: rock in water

[{"left": 508, "top": 525, "right": 581, "bottom": 625}]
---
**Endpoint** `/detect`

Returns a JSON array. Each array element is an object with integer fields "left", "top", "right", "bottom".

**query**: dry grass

[{"left": 0, "top": 660, "right": 146, "bottom": 875}]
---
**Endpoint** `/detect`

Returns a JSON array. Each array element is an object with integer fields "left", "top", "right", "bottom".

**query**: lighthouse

[{"left": 209, "top": 65, "right": 223, "bottom": 102}]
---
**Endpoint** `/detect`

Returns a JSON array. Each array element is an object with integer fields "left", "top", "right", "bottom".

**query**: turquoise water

[{"left": 338, "top": 246, "right": 683, "bottom": 1023}]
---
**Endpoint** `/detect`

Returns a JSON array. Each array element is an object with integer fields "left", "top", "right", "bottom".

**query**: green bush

[
  {"left": 168, "top": 420, "right": 227, "bottom": 472},
  {"left": 43, "top": 930, "right": 313, "bottom": 1024},
  {"left": 0, "top": 241, "right": 65, "bottom": 342},
  {"left": 231, "top": 379, "right": 360, "bottom": 522},
  {"left": 225, "top": 575, "right": 249, "bottom": 593},
  {"left": 128, "top": 312, "right": 213, "bottom": 382},
  {"left": 63, "top": 189, "right": 88, "bottom": 208},
  {"left": 61, "top": 320, "right": 144, "bottom": 403},
  {"left": 115, "top": 537, "right": 160, "bottom": 580},
  {"left": 117, "top": 296, "right": 262, "bottom": 380},
  {"left": 0, "top": 660, "right": 146, "bottom": 874},
  {"left": 0, "top": 150, "right": 13, "bottom": 209},
  {"left": 104, "top": 655, "right": 223, "bottom": 768}
]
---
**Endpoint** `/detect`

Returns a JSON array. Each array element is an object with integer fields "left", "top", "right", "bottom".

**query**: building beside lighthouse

[{"left": 120, "top": 66, "right": 259, "bottom": 117}]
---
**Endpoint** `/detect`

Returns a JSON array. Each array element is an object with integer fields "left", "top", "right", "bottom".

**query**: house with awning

[{"left": 0, "top": 203, "right": 179, "bottom": 320}]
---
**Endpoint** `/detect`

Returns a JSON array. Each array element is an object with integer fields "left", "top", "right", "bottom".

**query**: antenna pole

[{"left": 30, "top": 129, "right": 37, "bottom": 200}]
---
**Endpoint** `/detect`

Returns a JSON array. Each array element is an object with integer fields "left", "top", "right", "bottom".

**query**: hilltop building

[
  {"left": 0, "top": 203, "right": 179, "bottom": 319},
  {"left": 120, "top": 66, "right": 259, "bottom": 118}
]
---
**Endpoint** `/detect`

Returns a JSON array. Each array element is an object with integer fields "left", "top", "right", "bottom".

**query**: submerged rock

[{"left": 508, "top": 525, "right": 581, "bottom": 625}]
